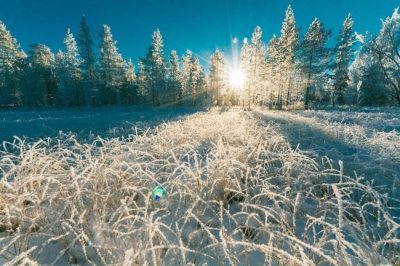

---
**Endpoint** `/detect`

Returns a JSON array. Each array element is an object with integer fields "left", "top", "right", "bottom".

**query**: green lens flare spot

[{"left": 151, "top": 186, "right": 168, "bottom": 202}]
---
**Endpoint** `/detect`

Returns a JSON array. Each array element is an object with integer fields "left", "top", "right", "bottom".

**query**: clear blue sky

[{"left": 0, "top": 0, "right": 398, "bottom": 68}]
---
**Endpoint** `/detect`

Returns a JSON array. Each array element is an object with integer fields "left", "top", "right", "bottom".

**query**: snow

[
  {"left": 0, "top": 106, "right": 197, "bottom": 143},
  {"left": 0, "top": 107, "right": 399, "bottom": 265}
]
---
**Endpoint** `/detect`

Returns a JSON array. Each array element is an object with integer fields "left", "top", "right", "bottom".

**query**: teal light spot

[{"left": 151, "top": 186, "right": 167, "bottom": 202}]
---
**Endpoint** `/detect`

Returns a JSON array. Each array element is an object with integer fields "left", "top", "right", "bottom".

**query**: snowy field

[
  {"left": 0, "top": 107, "right": 196, "bottom": 143},
  {"left": 0, "top": 107, "right": 399, "bottom": 265}
]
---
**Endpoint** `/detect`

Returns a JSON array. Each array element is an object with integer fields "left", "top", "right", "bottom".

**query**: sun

[{"left": 229, "top": 69, "right": 246, "bottom": 88}]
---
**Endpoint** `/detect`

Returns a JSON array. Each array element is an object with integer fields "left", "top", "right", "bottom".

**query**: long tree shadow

[
  {"left": 252, "top": 111, "right": 399, "bottom": 196},
  {"left": 0, "top": 106, "right": 201, "bottom": 143}
]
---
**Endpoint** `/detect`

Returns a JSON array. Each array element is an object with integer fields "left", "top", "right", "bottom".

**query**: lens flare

[{"left": 151, "top": 185, "right": 168, "bottom": 201}]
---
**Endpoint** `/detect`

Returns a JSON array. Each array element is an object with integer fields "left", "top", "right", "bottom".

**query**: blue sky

[{"left": 0, "top": 0, "right": 398, "bottom": 68}]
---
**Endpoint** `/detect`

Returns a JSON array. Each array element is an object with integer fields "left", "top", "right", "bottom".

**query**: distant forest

[{"left": 0, "top": 5, "right": 400, "bottom": 109}]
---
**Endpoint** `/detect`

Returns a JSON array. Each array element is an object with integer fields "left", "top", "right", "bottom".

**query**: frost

[{"left": 0, "top": 107, "right": 399, "bottom": 265}]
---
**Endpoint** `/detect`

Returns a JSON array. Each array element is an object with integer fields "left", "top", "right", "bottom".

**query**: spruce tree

[
  {"left": 240, "top": 26, "right": 266, "bottom": 108},
  {"left": 121, "top": 58, "right": 137, "bottom": 105},
  {"left": 26, "top": 44, "right": 57, "bottom": 106},
  {"left": 54, "top": 49, "right": 67, "bottom": 104},
  {"left": 144, "top": 29, "right": 167, "bottom": 106},
  {"left": 77, "top": 15, "right": 97, "bottom": 105},
  {"left": 136, "top": 59, "right": 148, "bottom": 104},
  {"left": 279, "top": 5, "right": 298, "bottom": 106},
  {"left": 181, "top": 50, "right": 193, "bottom": 103},
  {"left": 299, "top": 18, "right": 330, "bottom": 109},
  {"left": 189, "top": 56, "right": 205, "bottom": 105},
  {"left": 0, "top": 21, "right": 25, "bottom": 106},
  {"left": 209, "top": 49, "right": 227, "bottom": 105},
  {"left": 167, "top": 50, "right": 182, "bottom": 104},
  {"left": 332, "top": 14, "right": 354, "bottom": 107},
  {"left": 358, "top": 60, "right": 388, "bottom": 105},
  {"left": 265, "top": 36, "right": 283, "bottom": 108},
  {"left": 64, "top": 28, "right": 84, "bottom": 106},
  {"left": 99, "top": 24, "right": 125, "bottom": 105}
]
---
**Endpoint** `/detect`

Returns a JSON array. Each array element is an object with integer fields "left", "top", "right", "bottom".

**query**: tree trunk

[
  {"left": 305, "top": 54, "right": 313, "bottom": 110},
  {"left": 304, "top": 87, "right": 310, "bottom": 110},
  {"left": 248, "top": 84, "right": 251, "bottom": 110},
  {"left": 286, "top": 77, "right": 292, "bottom": 106}
]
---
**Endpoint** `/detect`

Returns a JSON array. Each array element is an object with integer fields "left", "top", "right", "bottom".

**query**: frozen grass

[{"left": 0, "top": 108, "right": 399, "bottom": 265}]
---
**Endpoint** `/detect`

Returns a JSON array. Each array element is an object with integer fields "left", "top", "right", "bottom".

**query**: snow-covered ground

[
  {"left": 0, "top": 107, "right": 399, "bottom": 265},
  {"left": 0, "top": 106, "right": 196, "bottom": 142}
]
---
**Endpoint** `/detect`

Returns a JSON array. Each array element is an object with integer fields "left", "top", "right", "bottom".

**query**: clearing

[{"left": 0, "top": 107, "right": 399, "bottom": 265}]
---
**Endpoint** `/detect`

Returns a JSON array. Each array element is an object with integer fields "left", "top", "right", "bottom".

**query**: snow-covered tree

[
  {"left": 299, "top": 18, "right": 330, "bottom": 109},
  {"left": 181, "top": 50, "right": 193, "bottom": 103},
  {"left": 136, "top": 59, "right": 148, "bottom": 104},
  {"left": 363, "top": 9, "right": 400, "bottom": 105},
  {"left": 63, "top": 28, "right": 84, "bottom": 106},
  {"left": 167, "top": 50, "right": 182, "bottom": 104},
  {"left": 349, "top": 47, "right": 366, "bottom": 104},
  {"left": 99, "top": 24, "right": 125, "bottom": 105},
  {"left": 0, "top": 21, "right": 26, "bottom": 106},
  {"left": 26, "top": 44, "right": 57, "bottom": 105},
  {"left": 119, "top": 58, "right": 137, "bottom": 105},
  {"left": 77, "top": 15, "right": 97, "bottom": 105},
  {"left": 180, "top": 50, "right": 206, "bottom": 105},
  {"left": 332, "top": 14, "right": 354, "bottom": 107},
  {"left": 358, "top": 59, "right": 388, "bottom": 105},
  {"left": 209, "top": 48, "right": 227, "bottom": 105},
  {"left": 265, "top": 36, "right": 282, "bottom": 107},
  {"left": 54, "top": 50, "right": 67, "bottom": 104},
  {"left": 279, "top": 5, "right": 299, "bottom": 106},
  {"left": 240, "top": 26, "right": 266, "bottom": 108},
  {"left": 189, "top": 56, "right": 206, "bottom": 105},
  {"left": 124, "top": 58, "right": 136, "bottom": 83},
  {"left": 144, "top": 29, "right": 167, "bottom": 106}
]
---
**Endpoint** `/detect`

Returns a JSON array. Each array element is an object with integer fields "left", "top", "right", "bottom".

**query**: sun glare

[{"left": 229, "top": 69, "right": 246, "bottom": 88}]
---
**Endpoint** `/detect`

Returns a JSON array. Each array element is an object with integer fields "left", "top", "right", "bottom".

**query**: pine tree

[
  {"left": 279, "top": 5, "right": 299, "bottom": 106},
  {"left": 181, "top": 50, "right": 193, "bottom": 103},
  {"left": 180, "top": 50, "right": 206, "bottom": 106},
  {"left": 240, "top": 26, "right": 266, "bottom": 108},
  {"left": 358, "top": 60, "right": 388, "bottom": 105},
  {"left": 265, "top": 36, "right": 282, "bottom": 108},
  {"left": 209, "top": 48, "right": 227, "bottom": 105},
  {"left": 124, "top": 58, "right": 136, "bottom": 83},
  {"left": 189, "top": 56, "right": 205, "bottom": 105},
  {"left": 99, "top": 24, "right": 125, "bottom": 105},
  {"left": 144, "top": 29, "right": 167, "bottom": 106},
  {"left": 120, "top": 58, "right": 137, "bottom": 105},
  {"left": 136, "top": 59, "right": 148, "bottom": 104},
  {"left": 299, "top": 18, "right": 330, "bottom": 109},
  {"left": 26, "top": 44, "right": 57, "bottom": 106},
  {"left": 63, "top": 28, "right": 84, "bottom": 106},
  {"left": 167, "top": 50, "right": 182, "bottom": 104},
  {"left": 54, "top": 49, "right": 67, "bottom": 104},
  {"left": 332, "top": 14, "right": 354, "bottom": 107},
  {"left": 77, "top": 15, "right": 97, "bottom": 105},
  {"left": 0, "top": 21, "right": 25, "bottom": 106}
]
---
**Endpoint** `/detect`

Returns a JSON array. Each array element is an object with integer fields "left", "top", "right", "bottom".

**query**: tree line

[
  {"left": 0, "top": 17, "right": 207, "bottom": 107},
  {"left": 1, "top": 6, "right": 399, "bottom": 109},
  {"left": 209, "top": 6, "right": 400, "bottom": 109}
]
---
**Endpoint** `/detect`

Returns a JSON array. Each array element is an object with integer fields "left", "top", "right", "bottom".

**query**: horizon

[{"left": 1, "top": 0, "right": 399, "bottom": 69}]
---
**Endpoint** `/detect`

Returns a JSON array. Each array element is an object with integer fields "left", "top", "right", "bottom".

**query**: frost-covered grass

[{"left": 0, "top": 108, "right": 399, "bottom": 265}]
